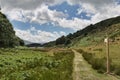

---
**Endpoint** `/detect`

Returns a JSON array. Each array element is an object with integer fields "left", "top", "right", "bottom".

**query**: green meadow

[{"left": 0, "top": 48, "right": 74, "bottom": 80}]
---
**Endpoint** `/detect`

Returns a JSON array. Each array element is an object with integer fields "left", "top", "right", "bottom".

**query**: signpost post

[{"left": 104, "top": 37, "right": 110, "bottom": 74}]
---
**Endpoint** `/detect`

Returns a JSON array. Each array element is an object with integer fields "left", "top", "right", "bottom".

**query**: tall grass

[
  {"left": 0, "top": 48, "right": 74, "bottom": 80},
  {"left": 76, "top": 49, "right": 120, "bottom": 75}
]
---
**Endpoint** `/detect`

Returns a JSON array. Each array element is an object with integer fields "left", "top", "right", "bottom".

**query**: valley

[{"left": 0, "top": 10, "right": 120, "bottom": 80}]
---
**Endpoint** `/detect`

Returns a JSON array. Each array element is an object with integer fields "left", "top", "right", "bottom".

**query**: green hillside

[
  {"left": 70, "top": 16, "right": 120, "bottom": 47},
  {"left": 43, "top": 16, "right": 120, "bottom": 76},
  {"left": 67, "top": 16, "right": 120, "bottom": 76},
  {"left": 43, "top": 16, "right": 120, "bottom": 47},
  {"left": 0, "top": 12, "right": 24, "bottom": 48}
]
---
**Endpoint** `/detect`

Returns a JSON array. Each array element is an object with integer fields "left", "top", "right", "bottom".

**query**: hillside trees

[
  {"left": 56, "top": 35, "right": 71, "bottom": 45},
  {"left": 0, "top": 12, "right": 24, "bottom": 47}
]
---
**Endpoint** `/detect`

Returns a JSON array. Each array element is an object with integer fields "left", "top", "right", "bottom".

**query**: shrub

[
  {"left": 76, "top": 49, "right": 84, "bottom": 53},
  {"left": 91, "top": 57, "right": 106, "bottom": 73},
  {"left": 113, "top": 64, "right": 120, "bottom": 75},
  {"left": 93, "top": 48, "right": 103, "bottom": 52},
  {"left": 80, "top": 49, "right": 112, "bottom": 73}
]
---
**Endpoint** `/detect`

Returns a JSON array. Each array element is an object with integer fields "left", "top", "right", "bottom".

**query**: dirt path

[{"left": 72, "top": 50, "right": 119, "bottom": 80}]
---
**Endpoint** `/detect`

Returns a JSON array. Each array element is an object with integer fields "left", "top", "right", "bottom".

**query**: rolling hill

[
  {"left": 43, "top": 16, "right": 120, "bottom": 76},
  {"left": 43, "top": 16, "right": 120, "bottom": 47},
  {"left": 0, "top": 12, "right": 24, "bottom": 47}
]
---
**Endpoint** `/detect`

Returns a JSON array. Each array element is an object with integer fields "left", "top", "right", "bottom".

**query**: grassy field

[
  {"left": 76, "top": 40, "right": 120, "bottom": 77},
  {"left": 0, "top": 48, "right": 74, "bottom": 80},
  {"left": 0, "top": 44, "right": 120, "bottom": 80}
]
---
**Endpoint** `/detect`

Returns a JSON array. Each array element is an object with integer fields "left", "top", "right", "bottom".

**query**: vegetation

[
  {"left": 0, "top": 48, "right": 74, "bottom": 80},
  {"left": 26, "top": 43, "right": 42, "bottom": 47},
  {"left": 0, "top": 12, "right": 24, "bottom": 48},
  {"left": 76, "top": 42, "right": 120, "bottom": 76},
  {"left": 43, "top": 16, "right": 120, "bottom": 47},
  {"left": 69, "top": 16, "right": 120, "bottom": 77},
  {"left": 0, "top": 12, "right": 120, "bottom": 79},
  {"left": 39, "top": 16, "right": 120, "bottom": 77},
  {"left": 76, "top": 49, "right": 107, "bottom": 73}
]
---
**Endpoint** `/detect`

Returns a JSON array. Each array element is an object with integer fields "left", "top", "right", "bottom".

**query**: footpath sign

[
  {"left": 104, "top": 37, "right": 110, "bottom": 74},
  {"left": 104, "top": 38, "right": 108, "bottom": 43}
]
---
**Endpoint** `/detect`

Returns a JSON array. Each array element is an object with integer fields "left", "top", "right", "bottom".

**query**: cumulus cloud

[
  {"left": 67, "top": 0, "right": 114, "bottom": 11},
  {"left": 6, "top": 9, "right": 27, "bottom": 22},
  {"left": 91, "top": 3, "right": 120, "bottom": 24},
  {"left": 0, "top": 0, "right": 120, "bottom": 42},
  {"left": 15, "top": 26, "right": 66, "bottom": 43},
  {"left": 75, "top": 0, "right": 120, "bottom": 23},
  {"left": 29, "top": 5, "right": 68, "bottom": 24},
  {"left": 68, "top": 0, "right": 114, "bottom": 5},
  {"left": 55, "top": 18, "right": 91, "bottom": 30},
  {"left": 1, "top": 0, "right": 120, "bottom": 30},
  {"left": 0, "top": 0, "right": 62, "bottom": 10},
  {"left": 3, "top": 4, "right": 68, "bottom": 24}
]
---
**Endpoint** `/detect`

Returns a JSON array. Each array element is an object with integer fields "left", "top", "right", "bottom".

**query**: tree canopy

[{"left": 0, "top": 12, "right": 24, "bottom": 48}]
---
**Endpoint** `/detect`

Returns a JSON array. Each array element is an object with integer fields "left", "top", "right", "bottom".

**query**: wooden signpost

[{"left": 104, "top": 37, "right": 110, "bottom": 74}]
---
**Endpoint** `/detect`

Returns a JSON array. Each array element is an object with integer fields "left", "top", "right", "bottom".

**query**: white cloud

[
  {"left": 5, "top": 4, "right": 90, "bottom": 30},
  {"left": 1, "top": 0, "right": 120, "bottom": 30},
  {"left": 67, "top": 0, "right": 114, "bottom": 8},
  {"left": 75, "top": 0, "right": 120, "bottom": 24},
  {"left": 1, "top": 0, "right": 120, "bottom": 42},
  {"left": 15, "top": 27, "right": 66, "bottom": 43},
  {"left": 0, "top": 0, "right": 62, "bottom": 10},
  {"left": 55, "top": 18, "right": 91, "bottom": 30},
  {"left": 5, "top": 9, "right": 27, "bottom": 22},
  {"left": 29, "top": 5, "right": 68, "bottom": 24},
  {"left": 2, "top": 4, "right": 68, "bottom": 24},
  {"left": 2, "top": 0, "right": 119, "bottom": 31},
  {"left": 90, "top": 4, "right": 120, "bottom": 24}
]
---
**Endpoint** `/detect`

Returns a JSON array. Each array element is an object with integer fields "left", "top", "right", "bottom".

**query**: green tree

[
  {"left": 56, "top": 36, "right": 66, "bottom": 45},
  {"left": 0, "top": 12, "right": 24, "bottom": 48},
  {"left": 65, "top": 38, "right": 71, "bottom": 45}
]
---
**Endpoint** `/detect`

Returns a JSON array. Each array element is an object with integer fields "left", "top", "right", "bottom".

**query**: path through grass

[{"left": 72, "top": 50, "right": 119, "bottom": 80}]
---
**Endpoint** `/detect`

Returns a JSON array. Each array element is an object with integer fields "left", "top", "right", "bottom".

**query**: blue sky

[
  {"left": 11, "top": 20, "right": 74, "bottom": 34},
  {"left": 48, "top": 2, "right": 93, "bottom": 20},
  {"left": 49, "top": 2, "right": 80, "bottom": 19},
  {"left": 1, "top": 0, "right": 120, "bottom": 43}
]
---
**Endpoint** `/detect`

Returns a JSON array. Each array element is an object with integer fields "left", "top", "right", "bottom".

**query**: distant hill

[
  {"left": 24, "top": 40, "right": 33, "bottom": 45},
  {"left": 26, "top": 43, "right": 42, "bottom": 47},
  {"left": 0, "top": 12, "right": 24, "bottom": 48},
  {"left": 43, "top": 16, "right": 120, "bottom": 47},
  {"left": 24, "top": 40, "right": 43, "bottom": 47}
]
